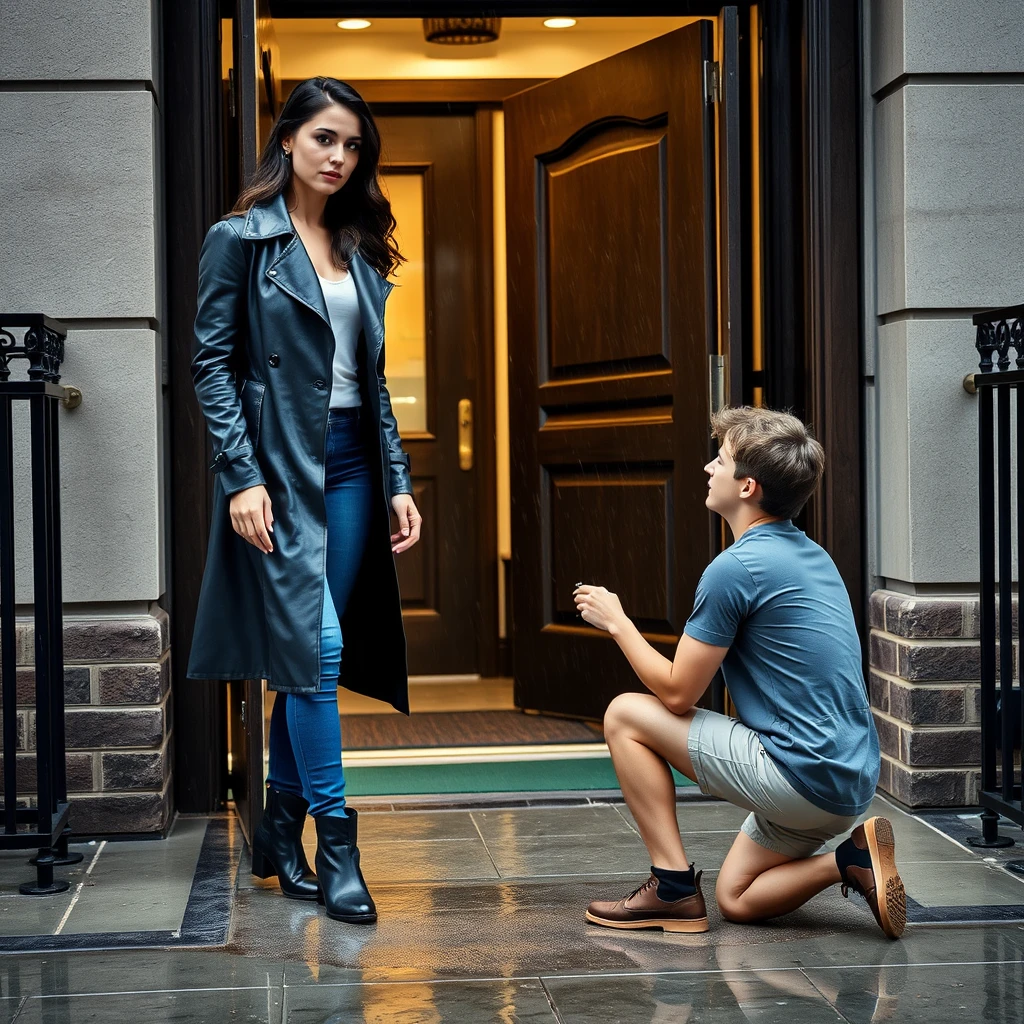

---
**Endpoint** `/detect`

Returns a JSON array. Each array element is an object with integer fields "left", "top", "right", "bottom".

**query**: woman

[{"left": 187, "top": 78, "right": 421, "bottom": 925}]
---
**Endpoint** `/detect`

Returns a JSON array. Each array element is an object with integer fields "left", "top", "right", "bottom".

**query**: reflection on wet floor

[{"left": 0, "top": 796, "right": 1022, "bottom": 1021}]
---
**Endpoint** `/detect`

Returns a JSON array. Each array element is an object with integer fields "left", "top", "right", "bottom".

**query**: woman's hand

[
  {"left": 391, "top": 493, "right": 422, "bottom": 554},
  {"left": 573, "top": 584, "right": 628, "bottom": 635},
  {"left": 229, "top": 485, "right": 274, "bottom": 554}
]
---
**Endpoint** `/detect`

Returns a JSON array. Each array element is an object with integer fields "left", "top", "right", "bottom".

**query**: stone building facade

[
  {"left": 862, "top": 0, "right": 1023, "bottom": 807},
  {"left": 0, "top": 1, "right": 171, "bottom": 833}
]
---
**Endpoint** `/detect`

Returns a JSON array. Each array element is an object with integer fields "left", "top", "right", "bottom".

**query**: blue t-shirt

[{"left": 684, "top": 520, "right": 879, "bottom": 817}]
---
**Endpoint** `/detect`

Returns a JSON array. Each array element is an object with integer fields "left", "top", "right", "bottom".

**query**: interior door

[
  {"left": 506, "top": 22, "right": 724, "bottom": 720},
  {"left": 374, "top": 114, "right": 482, "bottom": 675},
  {"left": 230, "top": 0, "right": 277, "bottom": 846}
]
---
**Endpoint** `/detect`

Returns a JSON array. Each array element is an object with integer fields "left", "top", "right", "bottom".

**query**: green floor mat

[{"left": 345, "top": 757, "right": 694, "bottom": 796}]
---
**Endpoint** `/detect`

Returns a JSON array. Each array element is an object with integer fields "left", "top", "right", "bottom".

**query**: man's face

[{"left": 704, "top": 442, "right": 750, "bottom": 516}]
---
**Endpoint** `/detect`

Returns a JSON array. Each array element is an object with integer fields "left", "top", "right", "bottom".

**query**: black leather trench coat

[{"left": 186, "top": 193, "right": 411, "bottom": 712}]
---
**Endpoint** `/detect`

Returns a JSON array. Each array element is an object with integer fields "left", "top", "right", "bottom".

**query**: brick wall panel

[{"left": 65, "top": 707, "right": 164, "bottom": 749}]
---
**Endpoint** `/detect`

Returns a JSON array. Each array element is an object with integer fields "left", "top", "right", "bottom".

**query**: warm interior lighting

[
  {"left": 543, "top": 18, "right": 577, "bottom": 29},
  {"left": 337, "top": 19, "right": 371, "bottom": 30}
]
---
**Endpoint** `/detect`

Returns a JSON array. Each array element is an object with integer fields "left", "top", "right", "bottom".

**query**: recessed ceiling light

[
  {"left": 543, "top": 18, "right": 577, "bottom": 29},
  {"left": 337, "top": 19, "right": 371, "bottom": 30}
]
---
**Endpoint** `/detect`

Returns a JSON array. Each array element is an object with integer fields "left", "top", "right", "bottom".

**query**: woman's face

[{"left": 283, "top": 102, "right": 362, "bottom": 196}]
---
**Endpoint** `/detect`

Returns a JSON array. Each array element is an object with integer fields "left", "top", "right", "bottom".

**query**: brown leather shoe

[
  {"left": 841, "top": 817, "right": 906, "bottom": 939},
  {"left": 586, "top": 871, "right": 709, "bottom": 933}
]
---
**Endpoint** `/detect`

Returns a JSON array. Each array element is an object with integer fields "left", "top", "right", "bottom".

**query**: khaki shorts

[{"left": 687, "top": 708, "right": 859, "bottom": 858}]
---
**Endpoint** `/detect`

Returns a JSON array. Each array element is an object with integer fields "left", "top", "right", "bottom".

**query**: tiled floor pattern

[
  {"left": 0, "top": 797, "right": 1021, "bottom": 1020},
  {"left": 0, "top": 817, "right": 236, "bottom": 950}
]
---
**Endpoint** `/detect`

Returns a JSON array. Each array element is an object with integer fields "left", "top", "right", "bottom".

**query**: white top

[{"left": 318, "top": 272, "right": 362, "bottom": 409}]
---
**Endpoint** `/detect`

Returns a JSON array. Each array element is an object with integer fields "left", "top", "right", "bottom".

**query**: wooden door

[
  {"left": 374, "top": 114, "right": 482, "bottom": 676},
  {"left": 506, "top": 23, "right": 720, "bottom": 720}
]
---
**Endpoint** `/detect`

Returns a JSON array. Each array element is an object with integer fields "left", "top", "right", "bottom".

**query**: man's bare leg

[
  {"left": 715, "top": 832, "right": 842, "bottom": 922},
  {"left": 603, "top": 692, "right": 699, "bottom": 871},
  {"left": 604, "top": 693, "right": 842, "bottom": 921}
]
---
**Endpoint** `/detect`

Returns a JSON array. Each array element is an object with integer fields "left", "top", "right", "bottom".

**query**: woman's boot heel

[
  {"left": 250, "top": 848, "right": 274, "bottom": 880},
  {"left": 252, "top": 788, "right": 320, "bottom": 900}
]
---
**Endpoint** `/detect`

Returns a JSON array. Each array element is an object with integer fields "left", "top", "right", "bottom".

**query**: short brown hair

[{"left": 710, "top": 406, "right": 825, "bottom": 520}]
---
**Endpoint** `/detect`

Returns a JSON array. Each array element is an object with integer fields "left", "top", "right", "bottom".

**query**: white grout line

[
  {"left": 468, "top": 813, "right": 502, "bottom": 879},
  {"left": 52, "top": 841, "right": 105, "bottom": 936}
]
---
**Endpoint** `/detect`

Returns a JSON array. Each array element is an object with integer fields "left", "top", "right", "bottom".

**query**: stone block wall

[
  {"left": 2, "top": 611, "right": 172, "bottom": 836},
  {"left": 869, "top": 590, "right": 1019, "bottom": 808}
]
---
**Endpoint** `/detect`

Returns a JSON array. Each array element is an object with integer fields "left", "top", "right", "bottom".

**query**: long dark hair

[{"left": 228, "top": 77, "right": 403, "bottom": 277}]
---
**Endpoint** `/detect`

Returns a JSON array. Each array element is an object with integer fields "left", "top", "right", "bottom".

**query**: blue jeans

[{"left": 266, "top": 408, "right": 374, "bottom": 817}]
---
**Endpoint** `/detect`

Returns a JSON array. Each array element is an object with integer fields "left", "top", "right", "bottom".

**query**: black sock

[
  {"left": 834, "top": 835, "right": 871, "bottom": 883},
  {"left": 651, "top": 864, "right": 696, "bottom": 901}
]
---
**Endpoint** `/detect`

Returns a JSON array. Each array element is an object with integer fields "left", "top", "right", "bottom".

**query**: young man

[{"left": 574, "top": 407, "right": 904, "bottom": 939}]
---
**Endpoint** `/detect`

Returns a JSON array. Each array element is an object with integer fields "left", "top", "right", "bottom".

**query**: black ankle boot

[
  {"left": 250, "top": 788, "right": 319, "bottom": 900},
  {"left": 314, "top": 809, "right": 377, "bottom": 923}
]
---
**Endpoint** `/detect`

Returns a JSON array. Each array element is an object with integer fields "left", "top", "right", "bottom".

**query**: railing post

[
  {"left": 966, "top": 306, "right": 1024, "bottom": 850},
  {"left": 0, "top": 314, "right": 83, "bottom": 894}
]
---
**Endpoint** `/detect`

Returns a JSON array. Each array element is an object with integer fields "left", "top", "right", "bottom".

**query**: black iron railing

[
  {"left": 0, "top": 314, "right": 83, "bottom": 894},
  {"left": 966, "top": 304, "right": 1024, "bottom": 851}
]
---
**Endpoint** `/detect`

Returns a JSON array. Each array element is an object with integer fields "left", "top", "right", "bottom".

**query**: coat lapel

[
  {"left": 243, "top": 194, "right": 330, "bottom": 328},
  {"left": 243, "top": 194, "right": 394, "bottom": 342}
]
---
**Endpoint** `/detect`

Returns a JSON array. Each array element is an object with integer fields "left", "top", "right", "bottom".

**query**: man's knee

[
  {"left": 603, "top": 691, "right": 651, "bottom": 739},
  {"left": 715, "top": 881, "right": 755, "bottom": 923}
]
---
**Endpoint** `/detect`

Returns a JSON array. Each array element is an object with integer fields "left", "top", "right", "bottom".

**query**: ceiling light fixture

[
  {"left": 423, "top": 17, "right": 502, "bottom": 44},
  {"left": 337, "top": 19, "right": 371, "bottom": 30},
  {"left": 543, "top": 18, "right": 577, "bottom": 29}
]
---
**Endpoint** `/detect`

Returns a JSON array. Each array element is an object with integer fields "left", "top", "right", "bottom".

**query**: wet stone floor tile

[
  {"left": 0, "top": 948, "right": 286, "bottom": 998},
  {"left": 12, "top": 987, "right": 282, "bottom": 1024},
  {"left": 485, "top": 831, "right": 651, "bottom": 879},
  {"left": 543, "top": 970, "right": 844, "bottom": 1023},
  {"left": 354, "top": 811, "right": 481, "bottom": 844},
  {"left": 803, "top": 959, "right": 1024, "bottom": 1024},
  {"left": 622, "top": 800, "right": 753, "bottom": 835},
  {"left": 472, "top": 804, "right": 632, "bottom": 841},
  {"left": 358, "top": 838, "right": 500, "bottom": 885},
  {"left": 282, "top": 978, "right": 556, "bottom": 1023},
  {"left": 899, "top": 860, "right": 1024, "bottom": 908},
  {"left": 229, "top": 876, "right": 877, "bottom": 979}
]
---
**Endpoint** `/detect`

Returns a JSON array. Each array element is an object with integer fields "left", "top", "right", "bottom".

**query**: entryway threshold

[
  {"left": 344, "top": 741, "right": 611, "bottom": 767},
  {"left": 343, "top": 750, "right": 693, "bottom": 799}
]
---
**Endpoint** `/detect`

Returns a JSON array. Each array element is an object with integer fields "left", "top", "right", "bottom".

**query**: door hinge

[
  {"left": 704, "top": 60, "right": 721, "bottom": 104},
  {"left": 709, "top": 355, "right": 728, "bottom": 414},
  {"left": 240, "top": 698, "right": 246, "bottom": 727},
  {"left": 228, "top": 67, "right": 238, "bottom": 118}
]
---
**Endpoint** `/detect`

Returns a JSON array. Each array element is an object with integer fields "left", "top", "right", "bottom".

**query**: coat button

[
  {"left": 268, "top": 353, "right": 280, "bottom": 367},
  {"left": 268, "top": 269, "right": 277, "bottom": 276},
  {"left": 313, "top": 379, "right": 327, "bottom": 390}
]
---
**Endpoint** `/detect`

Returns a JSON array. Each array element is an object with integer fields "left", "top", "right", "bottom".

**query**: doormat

[
  {"left": 341, "top": 710, "right": 603, "bottom": 750},
  {"left": 345, "top": 757, "right": 693, "bottom": 796}
]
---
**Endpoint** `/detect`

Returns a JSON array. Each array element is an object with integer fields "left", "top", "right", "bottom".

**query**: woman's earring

[{"left": 283, "top": 149, "right": 291, "bottom": 159}]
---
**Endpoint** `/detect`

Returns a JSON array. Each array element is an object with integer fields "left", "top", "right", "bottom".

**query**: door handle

[{"left": 458, "top": 398, "right": 473, "bottom": 471}]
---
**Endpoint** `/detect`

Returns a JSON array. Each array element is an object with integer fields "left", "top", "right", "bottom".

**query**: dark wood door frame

[
  {"left": 162, "top": 0, "right": 228, "bottom": 813},
  {"left": 164, "top": 0, "right": 864, "bottom": 804},
  {"left": 760, "top": 0, "right": 863, "bottom": 628}
]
